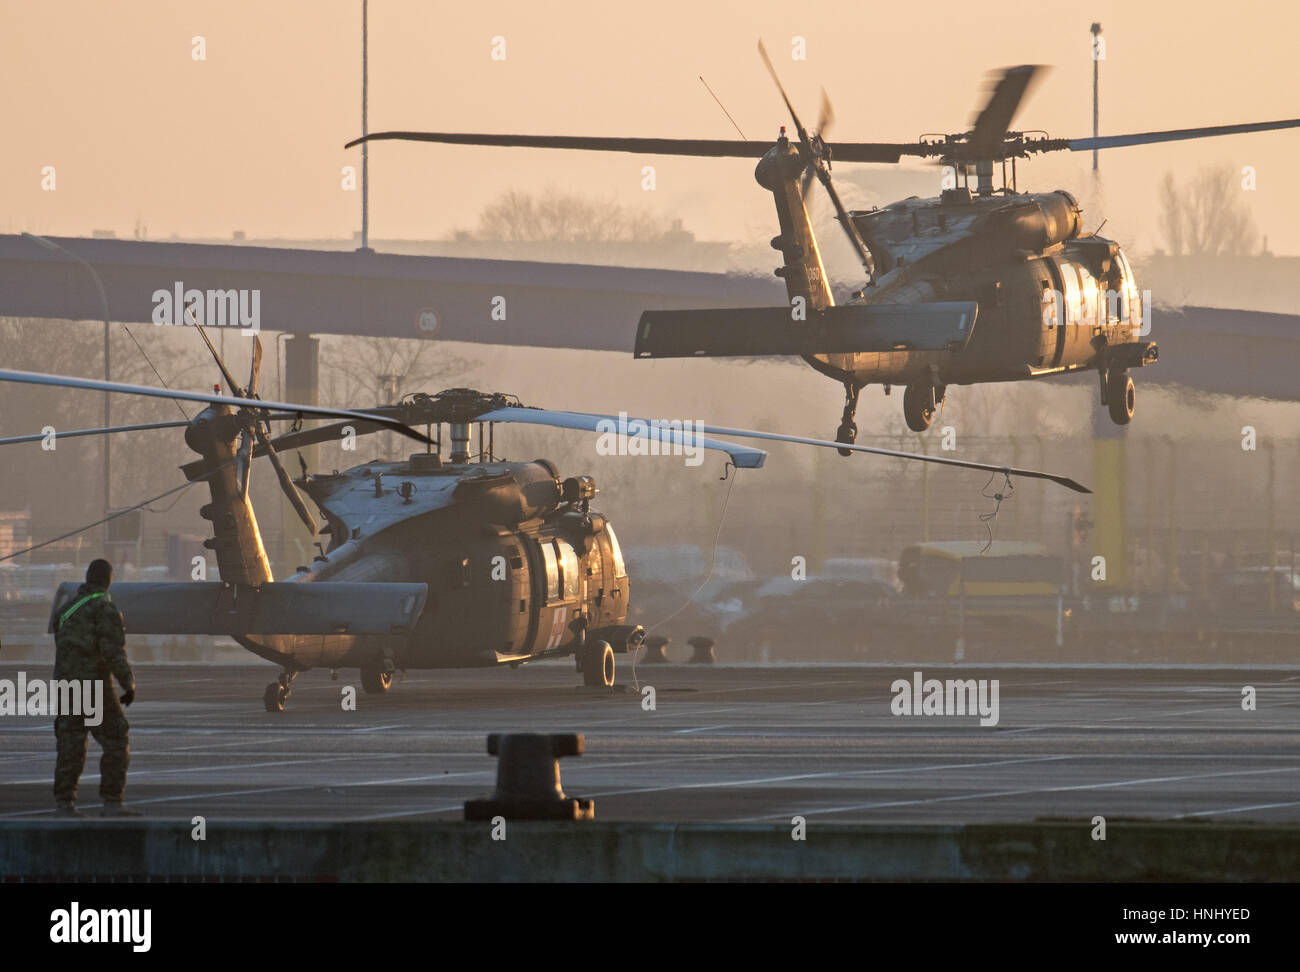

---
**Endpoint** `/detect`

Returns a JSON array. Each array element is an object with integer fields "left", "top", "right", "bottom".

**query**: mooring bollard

[
  {"left": 687, "top": 635, "right": 716, "bottom": 664},
  {"left": 464, "top": 732, "right": 595, "bottom": 821},
  {"left": 642, "top": 634, "right": 671, "bottom": 663}
]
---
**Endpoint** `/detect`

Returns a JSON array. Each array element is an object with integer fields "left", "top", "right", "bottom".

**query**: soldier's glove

[{"left": 119, "top": 688, "right": 135, "bottom": 707}]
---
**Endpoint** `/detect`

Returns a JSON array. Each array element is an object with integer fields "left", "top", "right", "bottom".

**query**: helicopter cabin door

[{"left": 533, "top": 536, "right": 584, "bottom": 654}]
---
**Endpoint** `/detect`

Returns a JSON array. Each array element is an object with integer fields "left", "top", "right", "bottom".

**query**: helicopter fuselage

[
  {"left": 749, "top": 137, "right": 1157, "bottom": 434},
  {"left": 814, "top": 189, "right": 1149, "bottom": 388},
  {"left": 236, "top": 455, "right": 636, "bottom": 675}
]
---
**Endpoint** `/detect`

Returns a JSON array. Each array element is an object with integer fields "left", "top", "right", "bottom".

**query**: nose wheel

[
  {"left": 1104, "top": 369, "right": 1135, "bottom": 425},
  {"left": 579, "top": 639, "right": 616, "bottom": 688}
]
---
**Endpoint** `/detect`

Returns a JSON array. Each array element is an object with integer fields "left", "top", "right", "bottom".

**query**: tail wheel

[
  {"left": 582, "top": 640, "right": 616, "bottom": 688},
  {"left": 1107, "top": 372, "right": 1135, "bottom": 425},
  {"left": 360, "top": 665, "right": 394, "bottom": 694},
  {"left": 903, "top": 383, "right": 937, "bottom": 432}
]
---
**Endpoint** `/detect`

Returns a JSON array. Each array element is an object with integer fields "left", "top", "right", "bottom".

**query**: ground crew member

[{"left": 52, "top": 558, "right": 139, "bottom": 817}]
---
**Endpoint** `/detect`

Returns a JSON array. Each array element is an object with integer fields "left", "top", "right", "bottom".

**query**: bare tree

[
  {"left": 1158, "top": 164, "right": 1259, "bottom": 257},
  {"left": 471, "top": 188, "right": 669, "bottom": 243}
]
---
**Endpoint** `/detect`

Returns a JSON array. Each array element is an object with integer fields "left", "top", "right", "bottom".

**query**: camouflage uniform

[{"left": 52, "top": 582, "right": 133, "bottom": 804}]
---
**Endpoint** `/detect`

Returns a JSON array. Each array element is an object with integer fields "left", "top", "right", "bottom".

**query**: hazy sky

[{"left": 5, "top": 0, "right": 1299, "bottom": 253}]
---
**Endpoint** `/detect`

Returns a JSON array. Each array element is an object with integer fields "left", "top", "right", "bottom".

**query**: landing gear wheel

[
  {"left": 836, "top": 382, "right": 861, "bottom": 457},
  {"left": 835, "top": 421, "right": 857, "bottom": 457},
  {"left": 263, "top": 683, "right": 286, "bottom": 713},
  {"left": 360, "top": 664, "right": 393, "bottom": 694},
  {"left": 1107, "top": 372, "right": 1135, "bottom": 425},
  {"left": 263, "top": 670, "right": 296, "bottom": 711},
  {"left": 903, "top": 383, "right": 937, "bottom": 432},
  {"left": 581, "top": 639, "right": 616, "bottom": 688}
]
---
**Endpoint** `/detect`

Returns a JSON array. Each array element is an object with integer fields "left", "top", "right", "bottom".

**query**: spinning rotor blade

[
  {"left": 1061, "top": 116, "right": 1300, "bottom": 153},
  {"left": 191, "top": 316, "right": 245, "bottom": 398},
  {"left": 800, "top": 89, "right": 836, "bottom": 197},
  {"left": 758, "top": 39, "right": 811, "bottom": 146},
  {"left": 970, "top": 65, "right": 1044, "bottom": 157},
  {"left": 0, "top": 370, "right": 434, "bottom": 445},
  {"left": 254, "top": 424, "right": 318, "bottom": 534},
  {"left": 817, "top": 88, "right": 835, "bottom": 140},
  {"left": 813, "top": 162, "right": 876, "bottom": 279},
  {"left": 756, "top": 44, "right": 875, "bottom": 279}
]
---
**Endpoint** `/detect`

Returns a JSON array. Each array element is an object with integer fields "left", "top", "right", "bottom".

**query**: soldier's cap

[{"left": 86, "top": 559, "right": 113, "bottom": 587}]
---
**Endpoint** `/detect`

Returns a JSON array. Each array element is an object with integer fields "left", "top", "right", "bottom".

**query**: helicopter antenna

[{"left": 699, "top": 76, "right": 748, "bottom": 140}]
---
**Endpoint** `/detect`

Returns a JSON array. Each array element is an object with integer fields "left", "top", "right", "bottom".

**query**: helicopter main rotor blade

[
  {"left": 0, "top": 413, "right": 305, "bottom": 448},
  {"left": 0, "top": 369, "right": 434, "bottom": 445},
  {"left": 349, "top": 131, "right": 769, "bottom": 157},
  {"left": 693, "top": 422, "right": 1090, "bottom": 493},
  {"left": 970, "top": 65, "right": 1044, "bottom": 157},
  {"left": 477, "top": 405, "right": 1086, "bottom": 492},
  {"left": 255, "top": 417, "right": 394, "bottom": 456},
  {"left": 1061, "top": 116, "right": 1300, "bottom": 153},
  {"left": 254, "top": 424, "right": 318, "bottom": 534},
  {"left": 0, "top": 420, "right": 191, "bottom": 446},
  {"left": 474, "top": 407, "right": 769, "bottom": 469},
  {"left": 346, "top": 131, "right": 913, "bottom": 164}
]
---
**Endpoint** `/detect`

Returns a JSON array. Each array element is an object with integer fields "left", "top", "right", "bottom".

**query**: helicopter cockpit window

[
  {"left": 1116, "top": 251, "right": 1141, "bottom": 333},
  {"left": 606, "top": 523, "right": 628, "bottom": 578},
  {"left": 557, "top": 540, "right": 581, "bottom": 600},
  {"left": 541, "top": 541, "right": 560, "bottom": 602}
]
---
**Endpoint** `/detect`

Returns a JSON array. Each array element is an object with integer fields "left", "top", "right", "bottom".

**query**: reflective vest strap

[{"left": 57, "top": 592, "right": 105, "bottom": 631}]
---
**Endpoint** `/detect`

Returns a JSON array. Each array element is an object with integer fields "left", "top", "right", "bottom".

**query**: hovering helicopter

[
  {"left": 348, "top": 42, "right": 1300, "bottom": 450},
  {"left": 2, "top": 328, "right": 1086, "bottom": 709}
]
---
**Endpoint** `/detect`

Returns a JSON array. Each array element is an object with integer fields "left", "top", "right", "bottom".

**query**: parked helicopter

[
  {"left": 1, "top": 331, "right": 1086, "bottom": 710},
  {"left": 348, "top": 42, "right": 1300, "bottom": 450}
]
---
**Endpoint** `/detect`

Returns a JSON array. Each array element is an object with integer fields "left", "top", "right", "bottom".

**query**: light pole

[
  {"left": 22, "top": 233, "right": 113, "bottom": 530},
  {"left": 360, "top": 0, "right": 370, "bottom": 252},
  {"left": 1091, "top": 23, "right": 1103, "bottom": 173}
]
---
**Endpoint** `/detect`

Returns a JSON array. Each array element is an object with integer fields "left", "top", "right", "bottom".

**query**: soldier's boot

[
  {"left": 54, "top": 799, "right": 84, "bottom": 818},
  {"left": 99, "top": 800, "right": 142, "bottom": 817}
]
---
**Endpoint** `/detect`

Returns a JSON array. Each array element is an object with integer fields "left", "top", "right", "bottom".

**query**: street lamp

[{"left": 1091, "top": 23, "right": 1103, "bottom": 173}]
